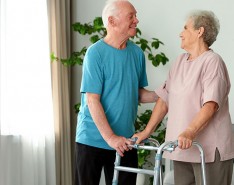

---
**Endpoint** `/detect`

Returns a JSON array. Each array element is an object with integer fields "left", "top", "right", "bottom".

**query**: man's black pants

[{"left": 74, "top": 142, "right": 138, "bottom": 185}]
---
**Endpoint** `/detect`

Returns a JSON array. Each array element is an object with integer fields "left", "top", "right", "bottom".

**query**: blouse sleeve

[
  {"left": 155, "top": 81, "right": 169, "bottom": 105},
  {"left": 155, "top": 60, "right": 175, "bottom": 106},
  {"left": 202, "top": 56, "right": 230, "bottom": 109}
]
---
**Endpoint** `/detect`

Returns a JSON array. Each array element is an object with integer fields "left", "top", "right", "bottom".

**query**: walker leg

[
  {"left": 192, "top": 142, "right": 207, "bottom": 185},
  {"left": 112, "top": 152, "right": 121, "bottom": 185}
]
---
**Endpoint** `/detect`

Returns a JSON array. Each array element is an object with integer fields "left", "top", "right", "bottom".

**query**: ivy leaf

[
  {"left": 93, "top": 17, "right": 104, "bottom": 31},
  {"left": 151, "top": 41, "right": 159, "bottom": 49},
  {"left": 90, "top": 35, "right": 102, "bottom": 43}
]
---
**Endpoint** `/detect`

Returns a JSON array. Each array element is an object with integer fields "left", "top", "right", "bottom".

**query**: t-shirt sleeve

[
  {"left": 80, "top": 47, "right": 103, "bottom": 94},
  {"left": 139, "top": 53, "right": 148, "bottom": 88},
  {"left": 202, "top": 57, "right": 230, "bottom": 109}
]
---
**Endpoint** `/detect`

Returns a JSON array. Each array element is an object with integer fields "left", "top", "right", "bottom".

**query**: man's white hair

[{"left": 102, "top": 0, "right": 129, "bottom": 28}]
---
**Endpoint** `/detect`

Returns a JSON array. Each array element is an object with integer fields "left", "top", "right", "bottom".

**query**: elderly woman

[{"left": 134, "top": 10, "right": 234, "bottom": 185}]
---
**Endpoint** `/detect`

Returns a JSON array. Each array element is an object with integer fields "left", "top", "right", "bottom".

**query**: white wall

[{"left": 72, "top": 0, "right": 234, "bottom": 121}]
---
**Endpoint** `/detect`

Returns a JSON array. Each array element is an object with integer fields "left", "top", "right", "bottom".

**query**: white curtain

[{"left": 0, "top": 0, "right": 56, "bottom": 185}]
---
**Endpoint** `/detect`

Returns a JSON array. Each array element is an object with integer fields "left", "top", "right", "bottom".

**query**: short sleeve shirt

[
  {"left": 76, "top": 39, "right": 148, "bottom": 150},
  {"left": 156, "top": 50, "right": 234, "bottom": 162}
]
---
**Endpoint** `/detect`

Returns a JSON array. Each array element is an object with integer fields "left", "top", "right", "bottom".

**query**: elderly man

[{"left": 74, "top": 0, "right": 157, "bottom": 185}]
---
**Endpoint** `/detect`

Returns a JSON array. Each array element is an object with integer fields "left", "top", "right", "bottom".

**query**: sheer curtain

[{"left": 0, "top": 0, "right": 56, "bottom": 185}]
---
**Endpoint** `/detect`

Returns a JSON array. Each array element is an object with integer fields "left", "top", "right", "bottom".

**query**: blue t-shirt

[{"left": 76, "top": 39, "right": 148, "bottom": 150}]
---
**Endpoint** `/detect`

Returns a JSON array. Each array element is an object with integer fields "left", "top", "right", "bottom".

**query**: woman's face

[{"left": 180, "top": 18, "right": 200, "bottom": 51}]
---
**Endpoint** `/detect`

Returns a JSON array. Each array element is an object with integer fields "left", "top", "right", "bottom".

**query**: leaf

[
  {"left": 74, "top": 103, "right": 81, "bottom": 114},
  {"left": 90, "top": 35, "right": 102, "bottom": 43},
  {"left": 50, "top": 52, "right": 58, "bottom": 62},
  {"left": 152, "top": 58, "right": 159, "bottom": 67},
  {"left": 93, "top": 17, "right": 104, "bottom": 30},
  {"left": 151, "top": 41, "right": 159, "bottom": 49}
]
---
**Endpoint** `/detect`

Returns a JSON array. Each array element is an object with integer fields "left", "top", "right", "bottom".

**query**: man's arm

[
  {"left": 86, "top": 92, "right": 132, "bottom": 156},
  {"left": 138, "top": 88, "right": 158, "bottom": 103}
]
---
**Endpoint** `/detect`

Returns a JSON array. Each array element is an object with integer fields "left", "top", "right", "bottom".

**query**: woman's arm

[
  {"left": 133, "top": 98, "right": 168, "bottom": 144},
  {"left": 178, "top": 101, "right": 219, "bottom": 149}
]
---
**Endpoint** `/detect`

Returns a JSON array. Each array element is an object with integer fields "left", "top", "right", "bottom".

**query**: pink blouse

[{"left": 156, "top": 50, "right": 234, "bottom": 162}]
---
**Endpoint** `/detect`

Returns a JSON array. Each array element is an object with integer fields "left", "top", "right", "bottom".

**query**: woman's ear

[{"left": 198, "top": 27, "right": 205, "bottom": 37}]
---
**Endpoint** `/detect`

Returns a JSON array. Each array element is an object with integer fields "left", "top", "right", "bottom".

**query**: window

[{"left": 0, "top": 0, "right": 53, "bottom": 136}]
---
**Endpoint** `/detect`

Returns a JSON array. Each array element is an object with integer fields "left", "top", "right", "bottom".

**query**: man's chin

[{"left": 129, "top": 30, "right": 137, "bottom": 37}]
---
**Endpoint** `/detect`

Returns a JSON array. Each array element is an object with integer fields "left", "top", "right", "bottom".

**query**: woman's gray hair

[
  {"left": 187, "top": 10, "right": 220, "bottom": 47},
  {"left": 102, "top": 0, "right": 129, "bottom": 28}
]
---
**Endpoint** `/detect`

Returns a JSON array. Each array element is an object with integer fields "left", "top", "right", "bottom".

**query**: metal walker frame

[{"left": 112, "top": 138, "right": 207, "bottom": 185}]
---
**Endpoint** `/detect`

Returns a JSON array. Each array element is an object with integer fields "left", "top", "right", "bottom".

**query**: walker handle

[{"left": 130, "top": 137, "right": 148, "bottom": 144}]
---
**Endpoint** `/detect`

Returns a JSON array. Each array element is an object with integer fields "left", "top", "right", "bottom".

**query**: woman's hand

[
  {"left": 132, "top": 130, "right": 149, "bottom": 145},
  {"left": 178, "top": 129, "right": 195, "bottom": 149}
]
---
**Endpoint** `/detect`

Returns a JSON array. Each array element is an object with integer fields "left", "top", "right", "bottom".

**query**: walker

[{"left": 112, "top": 138, "right": 207, "bottom": 185}]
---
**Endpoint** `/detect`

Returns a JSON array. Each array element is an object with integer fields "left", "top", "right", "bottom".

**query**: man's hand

[{"left": 107, "top": 134, "right": 132, "bottom": 157}]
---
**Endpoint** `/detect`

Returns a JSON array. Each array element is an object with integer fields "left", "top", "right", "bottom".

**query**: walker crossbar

[{"left": 114, "top": 166, "right": 155, "bottom": 176}]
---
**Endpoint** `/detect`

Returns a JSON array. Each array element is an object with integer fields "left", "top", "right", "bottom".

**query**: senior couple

[{"left": 74, "top": 0, "right": 234, "bottom": 185}]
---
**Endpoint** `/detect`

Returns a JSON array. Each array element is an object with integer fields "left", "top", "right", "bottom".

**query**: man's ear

[{"left": 108, "top": 16, "right": 115, "bottom": 26}]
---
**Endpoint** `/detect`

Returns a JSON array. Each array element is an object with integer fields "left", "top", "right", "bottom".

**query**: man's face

[{"left": 113, "top": 2, "right": 139, "bottom": 38}]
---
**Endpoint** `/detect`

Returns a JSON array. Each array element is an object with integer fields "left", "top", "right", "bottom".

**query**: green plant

[{"left": 51, "top": 17, "right": 169, "bottom": 67}]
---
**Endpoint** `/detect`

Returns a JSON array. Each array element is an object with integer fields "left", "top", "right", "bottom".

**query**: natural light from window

[{"left": 0, "top": 0, "right": 53, "bottom": 136}]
